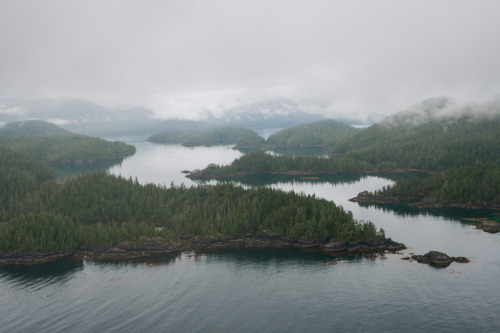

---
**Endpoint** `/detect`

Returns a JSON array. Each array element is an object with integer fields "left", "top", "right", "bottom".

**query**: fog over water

[{"left": 1, "top": 1, "right": 500, "bottom": 124}]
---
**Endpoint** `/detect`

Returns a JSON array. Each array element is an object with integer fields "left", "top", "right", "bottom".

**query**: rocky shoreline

[
  {"left": 462, "top": 218, "right": 500, "bottom": 233},
  {"left": 351, "top": 197, "right": 500, "bottom": 234},
  {"left": 350, "top": 196, "right": 500, "bottom": 212},
  {"left": 0, "top": 251, "right": 75, "bottom": 267},
  {"left": 0, "top": 235, "right": 406, "bottom": 267},
  {"left": 403, "top": 251, "right": 470, "bottom": 267}
]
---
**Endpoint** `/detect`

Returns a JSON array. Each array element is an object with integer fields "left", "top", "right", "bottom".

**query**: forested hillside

[
  {"left": 199, "top": 109, "right": 500, "bottom": 177},
  {"left": 332, "top": 114, "right": 500, "bottom": 171},
  {"left": 356, "top": 164, "right": 500, "bottom": 207},
  {"left": 339, "top": 98, "right": 500, "bottom": 207},
  {"left": 235, "top": 135, "right": 266, "bottom": 149},
  {"left": 0, "top": 148, "right": 55, "bottom": 213},
  {"left": 147, "top": 128, "right": 260, "bottom": 146},
  {"left": 0, "top": 152, "right": 385, "bottom": 254},
  {"left": 0, "top": 120, "right": 70, "bottom": 137},
  {"left": 265, "top": 119, "right": 357, "bottom": 148},
  {"left": 0, "top": 135, "right": 135, "bottom": 165},
  {"left": 0, "top": 120, "right": 135, "bottom": 165}
]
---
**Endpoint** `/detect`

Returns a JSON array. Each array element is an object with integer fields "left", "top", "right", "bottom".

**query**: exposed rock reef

[
  {"left": 0, "top": 251, "right": 74, "bottom": 267},
  {"left": 323, "top": 238, "right": 404, "bottom": 254},
  {"left": 475, "top": 219, "right": 500, "bottom": 233},
  {"left": 460, "top": 217, "right": 500, "bottom": 233},
  {"left": 410, "top": 251, "right": 469, "bottom": 267}
]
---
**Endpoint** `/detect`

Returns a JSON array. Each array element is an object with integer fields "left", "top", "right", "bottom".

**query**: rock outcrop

[
  {"left": 477, "top": 220, "right": 500, "bottom": 233},
  {"left": 410, "top": 251, "right": 469, "bottom": 267},
  {"left": 323, "top": 238, "right": 405, "bottom": 254}
]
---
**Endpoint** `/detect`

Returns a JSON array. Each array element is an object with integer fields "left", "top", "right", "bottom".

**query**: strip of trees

[
  {"left": 358, "top": 164, "right": 500, "bottom": 206},
  {"left": 190, "top": 151, "right": 373, "bottom": 177}
]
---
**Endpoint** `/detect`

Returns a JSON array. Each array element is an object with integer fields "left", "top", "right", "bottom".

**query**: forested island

[
  {"left": 351, "top": 164, "right": 500, "bottom": 210},
  {"left": 0, "top": 120, "right": 135, "bottom": 164},
  {"left": 187, "top": 151, "right": 374, "bottom": 178},
  {"left": 147, "top": 127, "right": 260, "bottom": 146},
  {"left": 0, "top": 147, "right": 404, "bottom": 266},
  {"left": 337, "top": 108, "right": 500, "bottom": 211},
  {"left": 232, "top": 119, "right": 358, "bottom": 150},
  {"left": 264, "top": 119, "right": 357, "bottom": 148},
  {"left": 191, "top": 103, "right": 500, "bottom": 212}
]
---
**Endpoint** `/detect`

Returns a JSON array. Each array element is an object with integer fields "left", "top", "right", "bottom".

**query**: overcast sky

[{"left": 1, "top": 0, "right": 500, "bottom": 122}]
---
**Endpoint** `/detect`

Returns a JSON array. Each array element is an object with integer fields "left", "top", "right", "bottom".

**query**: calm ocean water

[{"left": 1, "top": 138, "right": 499, "bottom": 332}]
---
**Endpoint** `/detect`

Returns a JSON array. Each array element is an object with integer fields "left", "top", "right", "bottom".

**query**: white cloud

[
  {"left": 46, "top": 118, "right": 72, "bottom": 126},
  {"left": 0, "top": 105, "right": 26, "bottom": 116},
  {"left": 0, "top": 0, "right": 499, "bottom": 121}
]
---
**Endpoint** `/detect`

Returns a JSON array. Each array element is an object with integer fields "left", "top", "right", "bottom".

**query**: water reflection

[
  {"left": 0, "top": 258, "right": 83, "bottom": 286},
  {"left": 89, "top": 253, "right": 179, "bottom": 268},
  {"left": 357, "top": 202, "right": 498, "bottom": 221},
  {"left": 267, "top": 146, "right": 330, "bottom": 156},
  {"left": 51, "top": 158, "right": 127, "bottom": 178},
  {"left": 215, "top": 172, "right": 418, "bottom": 187},
  {"left": 202, "top": 248, "right": 362, "bottom": 266},
  {"left": 234, "top": 146, "right": 330, "bottom": 156}
]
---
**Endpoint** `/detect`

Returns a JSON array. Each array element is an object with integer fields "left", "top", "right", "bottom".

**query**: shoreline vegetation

[
  {"left": 349, "top": 164, "right": 500, "bottom": 232},
  {"left": 185, "top": 151, "right": 433, "bottom": 180},
  {"left": 0, "top": 120, "right": 136, "bottom": 165},
  {"left": 349, "top": 196, "right": 500, "bottom": 211}
]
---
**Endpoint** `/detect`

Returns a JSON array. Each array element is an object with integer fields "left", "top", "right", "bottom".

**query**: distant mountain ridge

[
  {"left": 215, "top": 100, "right": 326, "bottom": 127},
  {"left": 0, "top": 98, "right": 327, "bottom": 136},
  {"left": 0, "top": 98, "right": 160, "bottom": 136},
  {"left": 380, "top": 96, "right": 500, "bottom": 127}
]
